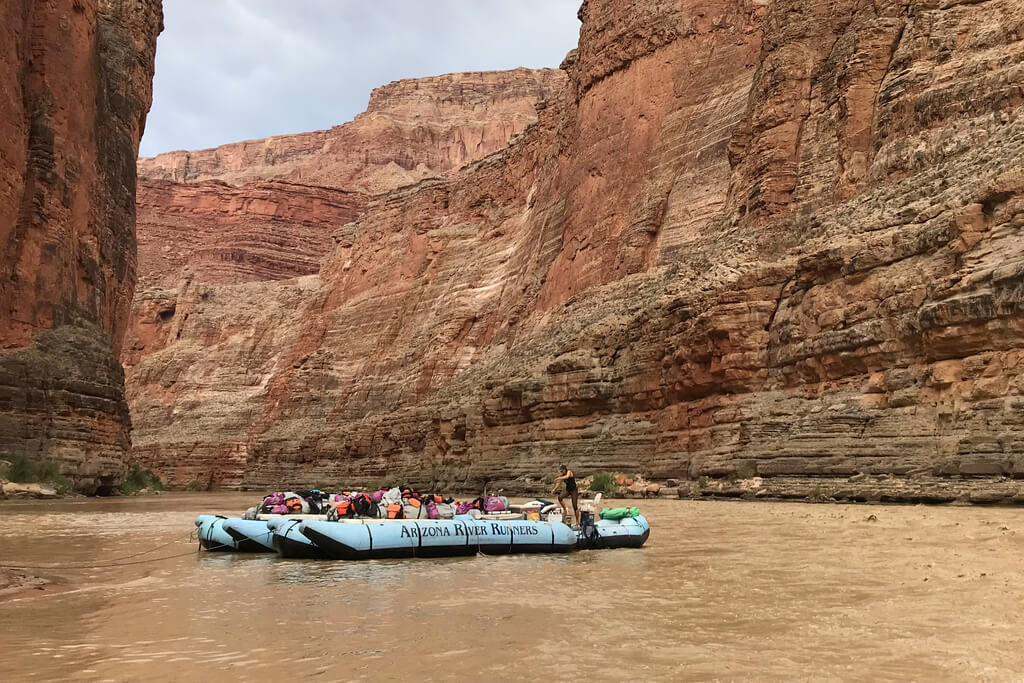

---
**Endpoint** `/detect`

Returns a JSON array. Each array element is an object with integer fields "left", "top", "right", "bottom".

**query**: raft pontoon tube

[
  {"left": 222, "top": 518, "right": 277, "bottom": 553},
  {"left": 299, "top": 516, "right": 577, "bottom": 560},
  {"left": 196, "top": 510, "right": 650, "bottom": 558},
  {"left": 195, "top": 515, "right": 245, "bottom": 552},
  {"left": 583, "top": 514, "right": 650, "bottom": 549},
  {"left": 267, "top": 518, "right": 327, "bottom": 559}
]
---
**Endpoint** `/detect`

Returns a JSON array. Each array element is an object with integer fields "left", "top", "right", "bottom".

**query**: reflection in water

[{"left": 2, "top": 493, "right": 1024, "bottom": 681}]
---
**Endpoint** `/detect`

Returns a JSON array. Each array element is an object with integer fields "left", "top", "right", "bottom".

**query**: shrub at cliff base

[
  {"left": 589, "top": 472, "right": 618, "bottom": 494},
  {"left": 184, "top": 480, "right": 204, "bottom": 492},
  {"left": 118, "top": 466, "right": 165, "bottom": 495},
  {"left": 0, "top": 455, "right": 72, "bottom": 494}
]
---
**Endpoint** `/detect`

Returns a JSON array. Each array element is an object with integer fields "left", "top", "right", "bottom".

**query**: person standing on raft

[{"left": 553, "top": 465, "right": 580, "bottom": 527}]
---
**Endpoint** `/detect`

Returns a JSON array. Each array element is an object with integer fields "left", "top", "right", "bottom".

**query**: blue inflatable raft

[
  {"left": 299, "top": 516, "right": 577, "bottom": 560},
  {"left": 195, "top": 515, "right": 247, "bottom": 552},
  {"left": 195, "top": 512, "right": 650, "bottom": 559},
  {"left": 222, "top": 518, "right": 276, "bottom": 553},
  {"left": 582, "top": 515, "right": 650, "bottom": 549},
  {"left": 267, "top": 518, "right": 326, "bottom": 559}
]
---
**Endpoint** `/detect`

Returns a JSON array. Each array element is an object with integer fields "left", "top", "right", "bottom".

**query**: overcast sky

[{"left": 138, "top": 1, "right": 582, "bottom": 157}]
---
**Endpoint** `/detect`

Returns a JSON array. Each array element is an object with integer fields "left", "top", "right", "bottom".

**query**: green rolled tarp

[{"left": 599, "top": 507, "right": 640, "bottom": 520}]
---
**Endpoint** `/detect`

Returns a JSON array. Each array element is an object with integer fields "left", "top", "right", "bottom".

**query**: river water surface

[{"left": 1, "top": 493, "right": 1023, "bottom": 681}]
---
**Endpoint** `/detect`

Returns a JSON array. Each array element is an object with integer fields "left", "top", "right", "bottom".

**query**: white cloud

[{"left": 139, "top": 0, "right": 582, "bottom": 156}]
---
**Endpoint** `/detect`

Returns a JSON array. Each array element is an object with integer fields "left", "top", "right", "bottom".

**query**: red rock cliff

[
  {"left": 134, "top": 179, "right": 366, "bottom": 291},
  {"left": 130, "top": 70, "right": 563, "bottom": 296},
  {"left": 137, "top": 68, "right": 567, "bottom": 194},
  {"left": 1, "top": 0, "right": 162, "bottom": 493},
  {"left": 128, "top": 0, "right": 1024, "bottom": 503},
  {"left": 124, "top": 69, "right": 561, "bottom": 391}
]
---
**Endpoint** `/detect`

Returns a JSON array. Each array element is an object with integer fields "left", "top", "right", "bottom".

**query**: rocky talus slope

[
  {"left": 128, "top": 0, "right": 1024, "bottom": 503},
  {"left": 1, "top": 0, "right": 162, "bottom": 493}
]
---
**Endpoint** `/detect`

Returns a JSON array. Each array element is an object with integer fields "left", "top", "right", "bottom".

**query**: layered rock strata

[
  {"left": 135, "top": 179, "right": 366, "bottom": 290},
  {"left": 1, "top": 0, "right": 162, "bottom": 493},
  {"left": 128, "top": 0, "right": 1024, "bottom": 503},
  {"left": 128, "top": 68, "right": 565, "bottom": 367},
  {"left": 137, "top": 68, "right": 567, "bottom": 194}
]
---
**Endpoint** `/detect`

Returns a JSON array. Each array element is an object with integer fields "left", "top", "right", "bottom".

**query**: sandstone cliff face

[
  {"left": 129, "top": 68, "right": 561, "bottom": 340},
  {"left": 128, "top": 0, "right": 1024, "bottom": 502},
  {"left": 0, "top": 0, "right": 162, "bottom": 493},
  {"left": 135, "top": 179, "right": 365, "bottom": 290},
  {"left": 137, "top": 68, "right": 567, "bottom": 194},
  {"left": 124, "top": 69, "right": 564, "bottom": 483}
]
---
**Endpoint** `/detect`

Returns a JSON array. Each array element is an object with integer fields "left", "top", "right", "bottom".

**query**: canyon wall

[
  {"left": 137, "top": 68, "right": 567, "bottom": 194},
  {"left": 128, "top": 0, "right": 1024, "bottom": 503},
  {"left": 0, "top": 0, "right": 162, "bottom": 492},
  {"left": 124, "top": 68, "right": 566, "bottom": 484},
  {"left": 134, "top": 179, "right": 366, "bottom": 290},
  {"left": 130, "top": 69, "right": 564, "bottom": 328}
]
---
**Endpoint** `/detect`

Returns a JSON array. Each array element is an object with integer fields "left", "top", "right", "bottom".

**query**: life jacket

[
  {"left": 386, "top": 503, "right": 404, "bottom": 519},
  {"left": 403, "top": 497, "right": 427, "bottom": 519},
  {"left": 328, "top": 499, "right": 355, "bottom": 521},
  {"left": 352, "top": 493, "right": 375, "bottom": 517}
]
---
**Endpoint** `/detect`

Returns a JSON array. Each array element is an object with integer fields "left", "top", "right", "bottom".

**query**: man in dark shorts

[{"left": 553, "top": 464, "right": 580, "bottom": 527}]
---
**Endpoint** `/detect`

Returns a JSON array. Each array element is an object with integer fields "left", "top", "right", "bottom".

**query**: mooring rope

[{"left": 0, "top": 531, "right": 225, "bottom": 570}]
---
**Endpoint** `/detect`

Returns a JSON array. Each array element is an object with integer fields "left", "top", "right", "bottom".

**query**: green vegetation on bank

[
  {"left": 118, "top": 465, "right": 165, "bottom": 495},
  {"left": 0, "top": 455, "right": 72, "bottom": 494},
  {"left": 184, "top": 480, "right": 204, "bottom": 492},
  {"left": 589, "top": 472, "right": 617, "bottom": 494}
]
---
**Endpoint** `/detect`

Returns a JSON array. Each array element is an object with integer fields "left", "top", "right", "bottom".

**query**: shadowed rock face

[
  {"left": 128, "top": 0, "right": 1024, "bottom": 502},
  {"left": 0, "top": 1, "right": 162, "bottom": 494}
]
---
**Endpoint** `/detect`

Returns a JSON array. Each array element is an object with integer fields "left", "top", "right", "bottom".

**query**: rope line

[
  {"left": 0, "top": 548, "right": 206, "bottom": 570},
  {"left": 0, "top": 531, "right": 220, "bottom": 570}
]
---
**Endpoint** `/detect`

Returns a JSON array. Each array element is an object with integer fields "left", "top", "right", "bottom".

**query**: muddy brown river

[{"left": 1, "top": 493, "right": 1023, "bottom": 680}]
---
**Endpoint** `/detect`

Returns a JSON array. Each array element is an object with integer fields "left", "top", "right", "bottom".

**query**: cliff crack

[
  {"left": 765, "top": 275, "right": 795, "bottom": 369},
  {"left": 871, "top": 16, "right": 908, "bottom": 132}
]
